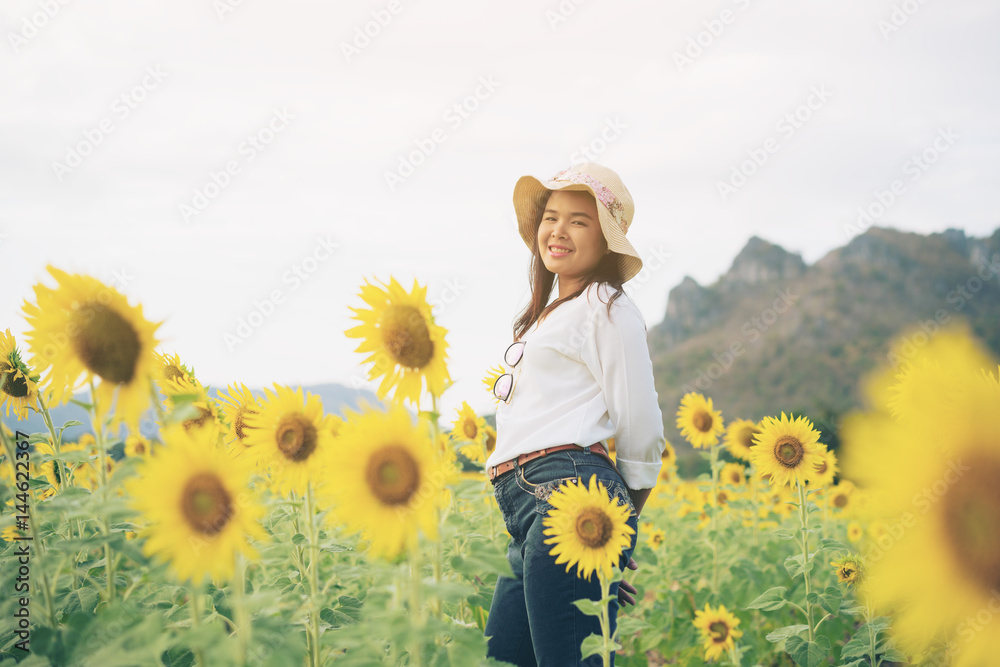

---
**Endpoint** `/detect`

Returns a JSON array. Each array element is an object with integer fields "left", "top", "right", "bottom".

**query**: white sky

[{"left": 2, "top": 0, "right": 998, "bottom": 421}]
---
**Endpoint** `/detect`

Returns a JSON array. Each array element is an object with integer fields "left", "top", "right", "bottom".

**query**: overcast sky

[{"left": 2, "top": 0, "right": 997, "bottom": 421}]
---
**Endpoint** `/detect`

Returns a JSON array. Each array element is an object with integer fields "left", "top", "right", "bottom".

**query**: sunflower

[
  {"left": 453, "top": 401, "right": 488, "bottom": 462},
  {"left": 864, "top": 322, "right": 995, "bottom": 431},
  {"left": 723, "top": 418, "right": 760, "bottom": 461},
  {"left": 846, "top": 521, "right": 864, "bottom": 543},
  {"left": 720, "top": 462, "right": 746, "bottom": 486},
  {"left": 542, "top": 474, "right": 635, "bottom": 582},
  {"left": 749, "top": 412, "right": 825, "bottom": 488},
  {"left": 830, "top": 553, "right": 865, "bottom": 587},
  {"left": 22, "top": 266, "right": 161, "bottom": 431},
  {"left": 152, "top": 351, "right": 195, "bottom": 394},
  {"left": 242, "top": 384, "right": 336, "bottom": 497},
  {"left": 483, "top": 363, "right": 506, "bottom": 406},
  {"left": 161, "top": 377, "right": 224, "bottom": 445},
  {"left": 345, "top": 276, "right": 452, "bottom": 407},
  {"left": 0, "top": 329, "right": 40, "bottom": 420},
  {"left": 641, "top": 522, "right": 666, "bottom": 549},
  {"left": 660, "top": 439, "right": 676, "bottom": 468},
  {"left": 808, "top": 445, "right": 838, "bottom": 488},
  {"left": 125, "top": 434, "right": 151, "bottom": 458},
  {"left": 676, "top": 392, "right": 725, "bottom": 448},
  {"left": 320, "top": 402, "right": 448, "bottom": 559},
  {"left": 827, "top": 480, "right": 855, "bottom": 513},
  {"left": 692, "top": 602, "right": 744, "bottom": 662},
  {"left": 839, "top": 326, "right": 1000, "bottom": 667},
  {"left": 126, "top": 423, "right": 268, "bottom": 585},
  {"left": 218, "top": 382, "right": 261, "bottom": 454}
]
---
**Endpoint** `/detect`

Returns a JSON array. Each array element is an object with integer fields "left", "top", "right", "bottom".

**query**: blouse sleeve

[{"left": 580, "top": 294, "right": 667, "bottom": 490}]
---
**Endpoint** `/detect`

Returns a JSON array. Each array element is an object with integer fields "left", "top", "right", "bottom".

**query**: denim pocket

[
  {"left": 529, "top": 476, "right": 581, "bottom": 515},
  {"left": 603, "top": 478, "right": 638, "bottom": 519}
]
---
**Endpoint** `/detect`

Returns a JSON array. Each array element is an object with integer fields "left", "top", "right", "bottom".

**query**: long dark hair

[{"left": 512, "top": 191, "right": 629, "bottom": 341}]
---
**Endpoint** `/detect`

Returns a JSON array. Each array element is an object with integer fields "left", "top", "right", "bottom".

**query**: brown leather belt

[{"left": 488, "top": 442, "right": 610, "bottom": 482}]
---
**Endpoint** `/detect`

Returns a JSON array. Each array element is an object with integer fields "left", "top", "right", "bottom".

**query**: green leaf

[
  {"left": 60, "top": 419, "right": 84, "bottom": 429},
  {"left": 580, "top": 633, "right": 620, "bottom": 660},
  {"left": 572, "top": 598, "right": 604, "bottom": 617},
  {"left": 745, "top": 586, "right": 788, "bottom": 611},
  {"left": 819, "top": 537, "right": 852, "bottom": 552},
  {"left": 786, "top": 635, "right": 830, "bottom": 667},
  {"left": 784, "top": 554, "right": 814, "bottom": 579},
  {"left": 765, "top": 624, "right": 809, "bottom": 643},
  {"left": 291, "top": 533, "right": 307, "bottom": 545},
  {"left": 817, "top": 587, "right": 843, "bottom": 615},
  {"left": 771, "top": 528, "right": 797, "bottom": 540}
]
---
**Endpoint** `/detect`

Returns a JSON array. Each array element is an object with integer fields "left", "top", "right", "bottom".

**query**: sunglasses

[{"left": 493, "top": 340, "right": 526, "bottom": 403}]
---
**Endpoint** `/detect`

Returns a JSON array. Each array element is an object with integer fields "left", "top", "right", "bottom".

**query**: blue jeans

[{"left": 484, "top": 449, "right": 639, "bottom": 666}]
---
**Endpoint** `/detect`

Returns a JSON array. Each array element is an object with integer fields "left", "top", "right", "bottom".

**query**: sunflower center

[
  {"left": 380, "top": 305, "right": 434, "bottom": 369},
  {"left": 693, "top": 411, "right": 713, "bottom": 433},
  {"left": 164, "top": 364, "right": 185, "bottom": 383},
  {"left": 69, "top": 302, "right": 141, "bottom": 384},
  {"left": 1, "top": 367, "right": 28, "bottom": 398},
  {"left": 463, "top": 421, "right": 478, "bottom": 439},
  {"left": 183, "top": 406, "right": 214, "bottom": 432},
  {"left": 234, "top": 406, "right": 257, "bottom": 443},
  {"left": 275, "top": 414, "right": 318, "bottom": 462},
  {"left": 773, "top": 435, "right": 804, "bottom": 468},
  {"left": 485, "top": 430, "right": 496, "bottom": 454},
  {"left": 180, "top": 472, "right": 233, "bottom": 536},
  {"left": 575, "top": 507, "right": 613, "bottom": 549},
  {"left": 708, "top": 620, "right": 730, "bottom": 642},
  {"left": 740, "top": 427, "right": 759, "bottom": 450},
  {"left": 365, "top": 445, "right": 420, "bottom": 506},
  {"left": 833, "top": 493, "right": 848, "bottom": 508},
  {"left": 816, "top": 460, "right": 828, "bottom": 474},
  {"left": 941, "top": 453, "right": 1000, "bottom": 592}
]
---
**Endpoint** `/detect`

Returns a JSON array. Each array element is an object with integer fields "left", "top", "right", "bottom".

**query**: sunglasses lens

[
  {"left": 505, "top": 342, "right": 525, "bottom": 366},
  {"left": 494, "top": 374, "right": 512, "bottom": 401}
]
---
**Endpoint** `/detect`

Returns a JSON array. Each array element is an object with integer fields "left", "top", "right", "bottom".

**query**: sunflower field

[{"left": 1, "top": 266, "right": 999, "bottom": 667}]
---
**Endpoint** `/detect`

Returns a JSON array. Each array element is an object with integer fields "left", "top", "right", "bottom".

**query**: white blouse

[{"left": 488, "top": 281, "right": 667, "bottom": 490}]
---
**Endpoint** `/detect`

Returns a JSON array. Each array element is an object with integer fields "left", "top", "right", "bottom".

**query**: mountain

[
  {"left": 649, "top": 225, "right": 1000, "bottom": 475},
  {"left": 4, "top": 383, "right": 390, "bottom": 444}
]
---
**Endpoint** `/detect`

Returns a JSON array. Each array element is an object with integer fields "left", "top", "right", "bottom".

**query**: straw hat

[{"left": 512, "top": 161, "right": 642, "bottom": 283}]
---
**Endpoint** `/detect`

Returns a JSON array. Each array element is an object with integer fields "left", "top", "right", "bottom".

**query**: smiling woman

[{"left": 484, "top": 161, "right": 667, "bottom": 666}]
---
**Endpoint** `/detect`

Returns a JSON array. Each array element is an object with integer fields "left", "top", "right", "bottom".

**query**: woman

[{"left": 484, "top": 161, "right": 667, "bottom": 666}]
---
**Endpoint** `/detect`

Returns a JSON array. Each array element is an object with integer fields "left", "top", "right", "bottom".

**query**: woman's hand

[{"left": 618, "top": 557, "right": 639, "bottom": 606}]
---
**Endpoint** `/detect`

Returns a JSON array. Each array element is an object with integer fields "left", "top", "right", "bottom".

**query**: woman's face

[{"left": 536, "top": 189, "right": 609, "bottom": 279}]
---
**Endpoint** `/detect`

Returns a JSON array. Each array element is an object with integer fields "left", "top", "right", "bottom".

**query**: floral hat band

[
  {"left": 511, "top": 161, "right": 645, "bottom": 283},
  {"left": 549, "top": 168, "right": 629, "bottom": 234}
]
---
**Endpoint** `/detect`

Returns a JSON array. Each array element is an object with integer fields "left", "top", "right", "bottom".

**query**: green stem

[
  {"left": 189, "top": 585, "right": 206, "bottom": 667},
  {"left": 88, "top": 378, "right": 115, "bottom": 604},
  {"left": 599, "top": 570, "right": 611, "bottom": 667},
  {"left": 409, "top": 543, "right": 423, "bottom": 667},
  {"left": 304, "top": 483, "right": 321, "bottom": 667},
  {"left": 233, "top": 553, "right": 250, "bottom": 666},
  {"left": 710, "top": 444, "right": 719, "bottom": 595},
  {"left": 36, "top": 391, "right": 67, "bottom": 493},
  {"left": 797, "top": 481, "right": 813, "bottom": 642}
]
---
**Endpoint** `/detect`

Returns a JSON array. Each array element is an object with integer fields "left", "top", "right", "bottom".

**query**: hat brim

[{"left": 513, "top": 174, "right": 643, "bottom": 283}]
